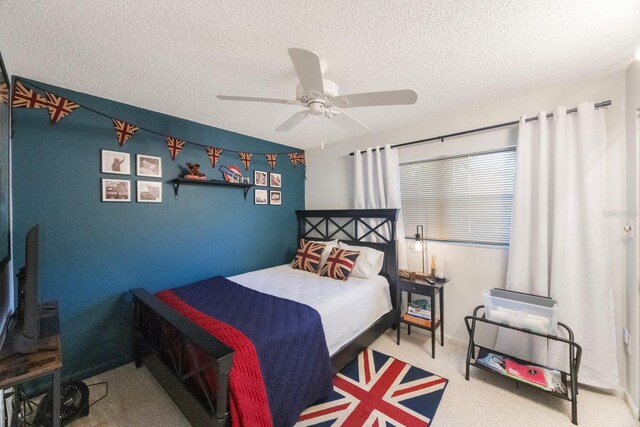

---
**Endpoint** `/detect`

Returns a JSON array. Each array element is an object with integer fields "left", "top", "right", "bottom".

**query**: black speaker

[{"left": 33, "top": 381, "right": 89, "bottom": 427}]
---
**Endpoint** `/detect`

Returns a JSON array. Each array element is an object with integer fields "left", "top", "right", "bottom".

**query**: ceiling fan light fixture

[
  {"left": 308, "top": 101, "right": 325, "bottom": 116},
  {"left": 217, "top": 48, "right": 418, "bottom": 134}
]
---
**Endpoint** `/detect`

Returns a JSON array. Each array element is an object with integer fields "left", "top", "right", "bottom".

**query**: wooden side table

[
  {"left": 396, "top": 278, "right": 448, "bottom": 358},
  {"left": 0, "top": 302, "right": 61, "bottom": 427}
]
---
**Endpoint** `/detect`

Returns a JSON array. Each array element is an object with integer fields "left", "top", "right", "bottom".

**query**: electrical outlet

[{"left": 623, "top": 328, "right": 631, "bottom": 355}]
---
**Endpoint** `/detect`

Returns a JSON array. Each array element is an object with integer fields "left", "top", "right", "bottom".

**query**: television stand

[{"left": 0, "top": 301, "right": 61, "bottom": 427}]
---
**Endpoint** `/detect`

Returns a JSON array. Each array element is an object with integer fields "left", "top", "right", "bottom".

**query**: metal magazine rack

[{"left": 464, "top": 304, "right": 582, "bottom": 425}]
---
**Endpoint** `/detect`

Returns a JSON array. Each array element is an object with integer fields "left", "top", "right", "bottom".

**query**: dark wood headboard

[{"left": 295, "top": 209, "right": 399, "bottom": 309}]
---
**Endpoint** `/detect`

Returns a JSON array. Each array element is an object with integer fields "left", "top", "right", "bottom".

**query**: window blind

[{"left": 400, "top": 148, "right": 516, "bottom": 245}]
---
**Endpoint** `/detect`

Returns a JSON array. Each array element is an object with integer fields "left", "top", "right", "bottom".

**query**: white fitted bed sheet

[{"left": 229, "top": 264, "right": 393, "bottom": 356}]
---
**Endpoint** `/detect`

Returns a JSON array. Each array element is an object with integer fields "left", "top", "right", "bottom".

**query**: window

[{"left": 400, "top": 148, "right": 516, "bottom": 245}]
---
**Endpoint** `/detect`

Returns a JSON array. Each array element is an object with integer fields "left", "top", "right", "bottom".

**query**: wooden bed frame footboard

[
  {"left": 131, "top": 288, "right": 234, "bottom": 427},
  {"left": 131, "top": 209, "right": 399, "bottom": 426}
]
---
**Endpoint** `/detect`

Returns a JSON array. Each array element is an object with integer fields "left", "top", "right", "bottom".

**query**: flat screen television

[
  {"left": 0, "top": 51, "right": 12, "bottom": 353},
  {"left": 0, "top": 224, "right": 41, "bottom": 357}
]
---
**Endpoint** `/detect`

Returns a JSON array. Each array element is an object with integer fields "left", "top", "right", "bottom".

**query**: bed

[{"left": 131, "top": 209, "right": 399, "bottom": 426}]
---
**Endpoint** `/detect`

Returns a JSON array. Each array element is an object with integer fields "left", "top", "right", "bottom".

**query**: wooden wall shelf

[{"left": 169, "top": 178, "right": 253, "bottom": 200}]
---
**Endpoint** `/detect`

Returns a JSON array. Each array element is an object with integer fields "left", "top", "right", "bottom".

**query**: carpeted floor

[{"left": 63, "top": 327, "right": 638, "bottom": 426}]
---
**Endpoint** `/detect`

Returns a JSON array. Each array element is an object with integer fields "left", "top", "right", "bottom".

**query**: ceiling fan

[{"left": 217, "top": 48, "right": 418, "bottom": 132}]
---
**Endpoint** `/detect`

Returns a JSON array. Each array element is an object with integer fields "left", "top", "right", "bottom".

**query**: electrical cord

[
  {"left": 6, "top": 385, "right": 36, "bottom": 426},
  {"left": 87, "top": 382, "right": 108, "bottom": 408}
]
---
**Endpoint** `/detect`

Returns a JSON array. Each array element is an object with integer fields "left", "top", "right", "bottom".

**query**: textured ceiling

[{"left": 1, "top": 1, "right": 639, "bottom": 149}]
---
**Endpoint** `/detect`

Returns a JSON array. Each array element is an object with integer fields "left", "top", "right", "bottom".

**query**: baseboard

[
  {"left": 622, "top": 389, "right": 639, "bottom": 420},
  {"left": 443, "top": 334, "right": 468, "bottom": 348},
  {"left": 25, "top": 354, "right": 134, "bottom": 397},
  {"left": 67, "top": 354, "right": 134, "bottom": 384}
]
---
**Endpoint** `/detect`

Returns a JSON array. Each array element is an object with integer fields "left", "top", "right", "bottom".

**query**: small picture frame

[
  {"left": 101, "top": 150, "right": 130, "bottom": 175},
  {"left": 270, "top": 190, "right": 281, "bottom": 205},
  {"left": 136, "top": 154, "right": 162, "bottom": 178},
  {"left": 254, "top": 170, "right": 268, "bottom": 187},
  {"left": 270, "top": 172, "right": 281, "bottom": 188},
  {"left": 254, "top": 189, "right": 268, "bottom": 205},
  {"left": 101, "top": 178, "right": 131, "bottom": 202},
  {"left": 137, "top": 180, "right": 162, "bottom": 203}
]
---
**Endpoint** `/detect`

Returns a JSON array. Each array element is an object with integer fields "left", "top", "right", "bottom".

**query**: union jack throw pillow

[
  {"left": 292, "top": 239, "right": 326, "bottom": 273},
  {"left": 320, "top": 247, "right": 360, "bottom": 281}
]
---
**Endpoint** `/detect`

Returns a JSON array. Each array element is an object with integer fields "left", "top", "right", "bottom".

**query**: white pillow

[
  {"left": 309, "top": 239, "right": 338, "bottom": 271},
  {"left": 337, "top": 242, "right": 384, "bottom": 279}
]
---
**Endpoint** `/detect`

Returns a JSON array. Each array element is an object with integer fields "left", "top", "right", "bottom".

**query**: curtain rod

[{"left": 349, "top": 100, "right": 611, "bottom": 156}]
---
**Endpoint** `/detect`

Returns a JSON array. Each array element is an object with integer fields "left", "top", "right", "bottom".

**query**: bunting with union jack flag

[
  {"left": 165, "top": 136, "right": 186, "bottom": 161},
  {"left": 319, "top": 247, "right": 360, "bottom": 281},
  {"left": 295, "top": 152, "right": 306, "bottom": 166},
  {"left": 239, "top": 152, "right": 252, "bottom": 170},
  {"left": 296, "top": 348, "right": 448, "bottom": 426},
  {"left": 45, "top": 91, "right": 80, "bottom": 124},
  {"left": 12, "top": 81, "right": 48, "bottom": 109},
  {"left": 206, "top": 147, "right": 222, "bottom": 167},
  {"left": 288, "top": 152, "right": 298, "bottom": 167},
  {"left": 0, "top": 83, "right": 7, "bottom": 104},
  {"left": 112, "top": 119, "right": 139, "bottom": 147},
  {"left": 265, "top": 153, "right": 277, "bottom": 170},
  {"left": 291, "top": 239, "right": 326, "bottom": 273}
]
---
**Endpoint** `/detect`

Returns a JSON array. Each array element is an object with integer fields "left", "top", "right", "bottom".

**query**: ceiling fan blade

[
  {"left": 276, "top": 110, "right": 310, "bottom": 132},
  {"left": 288, "top": 48, "right": 325, "bottom": 95},
  {"left": 217, "top": 95, "right": 300, "bottom": 105},
  {"left": 325, "top": 109, "right": 369, "bottom": 131},
  {"left": 333, "top": 89, "right": 418, "bottom": 108}
]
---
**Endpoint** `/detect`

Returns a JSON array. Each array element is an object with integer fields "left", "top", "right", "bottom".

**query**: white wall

[
  {"left": 625, "top": 60, "right": 640, "bottom": 414},
  {"left": 306, "top": 71, "right": 629, "bottom": 391}
]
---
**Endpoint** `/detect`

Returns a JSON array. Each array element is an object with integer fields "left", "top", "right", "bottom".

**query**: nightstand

[{"left": 396, "top": 277, "right": 448, "bottom": 358}]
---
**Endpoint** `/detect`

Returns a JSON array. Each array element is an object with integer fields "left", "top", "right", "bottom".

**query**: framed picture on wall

[
  {"left": 101, "top": 150, "right": 130, "bottom": 175},
  {"left": 254, "top": 189, "right": 268, "bottom": 205},
  {"left": 254, "top": 170, "right": 268, "bottom": 187},
  {"left": 101, "top": 178, "right": 131, "bottom": 202},
  {"left": 270, "top": 190, "right": 281, "bottom": 205},
  {"left": 269, "top": 172, "right": 281, "bottom": 188},
  {"left": 137, "top": 181, "right": 162, "bottom": 203},
  {"left": 136, "top": 154, "right": 162, "bottom": 178}
]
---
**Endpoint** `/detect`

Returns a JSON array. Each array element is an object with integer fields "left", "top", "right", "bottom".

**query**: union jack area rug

[{"left": 296, "top": 348, "right": 448, "bottom": 427}]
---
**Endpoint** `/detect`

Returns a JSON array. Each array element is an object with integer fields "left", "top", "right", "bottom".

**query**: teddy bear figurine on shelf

[{"left": 184, "top": 162, "right": 206, "bottom": 180}]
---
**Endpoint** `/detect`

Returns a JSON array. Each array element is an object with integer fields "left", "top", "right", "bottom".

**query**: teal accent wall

[{"left": 11, "top": 78, "right": 304, "bottom": 382}]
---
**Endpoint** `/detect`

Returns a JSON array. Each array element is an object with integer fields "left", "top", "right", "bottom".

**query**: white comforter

[{"left": 230, "top": 264, "right": 392, "bottom": 355}]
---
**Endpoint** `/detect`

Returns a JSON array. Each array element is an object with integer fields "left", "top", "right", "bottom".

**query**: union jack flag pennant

[
  {"left": 291, "top": 239, "right": 326, "bottom": 273},
  {"left": 239, "top": 152, "right": 252, "bottom": 171},
  {"left": 112, "top": 119, "right": 139, "bottom": 147},
  {"left": 319, "top": 247, "right": 360, "bottom": 281},
  {"left": 289, "top": 152, "right": 298, "bottom": 167},
  {"left": 12, "top": 81, "right": 48, "bottom": 109},
  {"left": 0, "top": 83, "right": 7, "bottom": 104},
  {"left": 296, "top": 348, "right": 448, "bottom": 426},
  {"left": 295, "top": 152, "right": 306, "bottom": 166},
  {"left": 165, "top": 136, "right": 186, "bottom": 161},
  {"left": 265, "top": 153, "right": 277, "bottom": 170},
  {"left": 44, "top": 91, "right": 80, "bottom": 124},
  {"left": 206, "top": 147, "right": 222, "bottom": 167}
]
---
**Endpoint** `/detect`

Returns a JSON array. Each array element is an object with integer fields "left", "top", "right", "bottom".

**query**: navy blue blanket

[{"left": 162, "top": 275, "right": 333, "bottom": 426}]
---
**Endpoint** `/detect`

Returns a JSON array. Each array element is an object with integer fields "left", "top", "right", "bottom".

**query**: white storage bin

[{"left": 483, "top": 288, "right": 558, "bottom": 335}]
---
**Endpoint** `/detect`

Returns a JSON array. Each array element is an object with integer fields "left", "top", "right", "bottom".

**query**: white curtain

[
  {"left": 353, "top": 144, "right": 408, "bottom": 269},
  {"left": 496, "top": 102, "right": 619, "bottom": 388}
]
